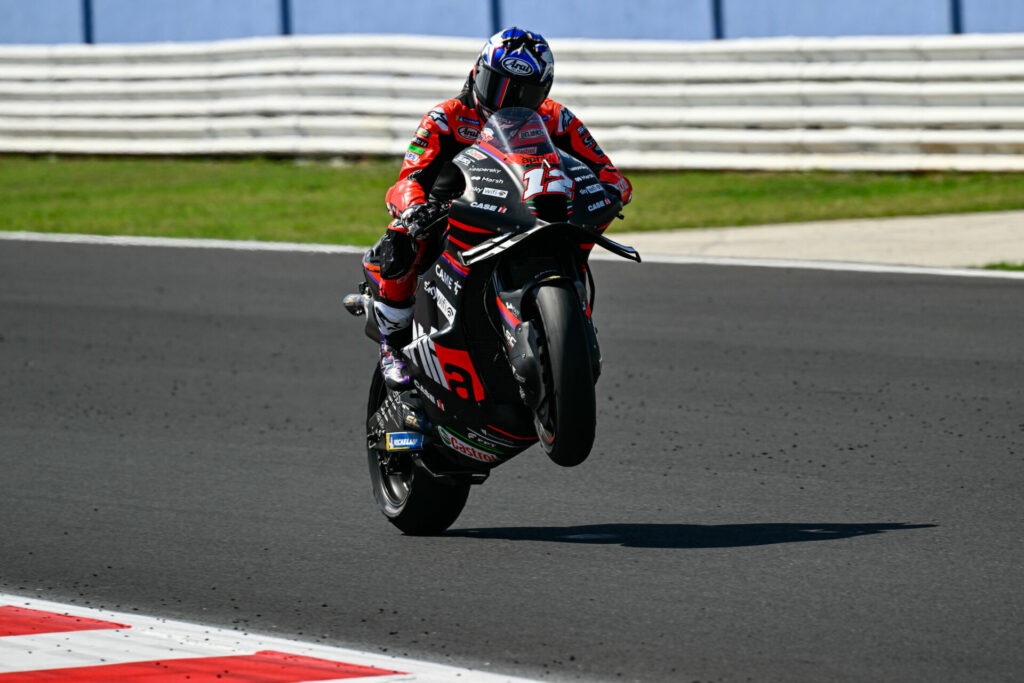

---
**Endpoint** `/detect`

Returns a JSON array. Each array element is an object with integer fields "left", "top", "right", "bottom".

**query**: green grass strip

[{"left": 2, "top": 155, "right": 1024, "bottom": 247}]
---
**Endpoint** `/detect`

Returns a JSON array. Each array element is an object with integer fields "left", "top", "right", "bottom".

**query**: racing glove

[{"left": 401, "top": 203, "right": 444, "bottom": 241}]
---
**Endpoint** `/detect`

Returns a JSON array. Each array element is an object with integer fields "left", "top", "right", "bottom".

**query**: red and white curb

[{"left": 0, "top": 593, "right": 535, "bottom": 682}]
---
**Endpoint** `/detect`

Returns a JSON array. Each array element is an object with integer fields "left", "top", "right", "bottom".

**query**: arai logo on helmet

[{"left": 500, "top": 56, "right": 535, "bottom": 76}]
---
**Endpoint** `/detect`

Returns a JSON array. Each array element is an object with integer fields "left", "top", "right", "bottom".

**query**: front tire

[
  {"left": 532, "top": 285, "right": 597, "bottom": 467},
  {"left": 366, "top": 370, "right": 470, "bottom": 535}
]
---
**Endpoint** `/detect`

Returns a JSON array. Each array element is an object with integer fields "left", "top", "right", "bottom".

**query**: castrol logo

[{"left": 439, "top": 428, "right": 499, "bottom": 463}]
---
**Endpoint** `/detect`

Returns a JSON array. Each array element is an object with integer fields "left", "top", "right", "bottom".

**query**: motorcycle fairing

[
  {"left": 383, "top": 108, "right": 640, "bottom": 472},
  {"left": 400, "top": 237, "right": 539, "bottom": 469}
]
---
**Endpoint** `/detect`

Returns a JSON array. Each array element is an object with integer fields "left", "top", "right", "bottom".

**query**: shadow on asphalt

[{"left": 445, "top": 523, "right": 936, "bottom": 548}]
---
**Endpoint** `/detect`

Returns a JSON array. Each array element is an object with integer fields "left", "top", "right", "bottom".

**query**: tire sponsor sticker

[{"left": 386, "top": 432, "right": 424, "bottom": 451}]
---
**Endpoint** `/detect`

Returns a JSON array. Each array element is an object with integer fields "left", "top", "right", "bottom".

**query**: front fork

[{"left": 492, "top": 269, "right": 602, "bottom": 411}]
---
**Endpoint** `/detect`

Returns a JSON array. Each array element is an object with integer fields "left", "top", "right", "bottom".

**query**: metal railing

[{"left": 2, "top": 33, "right": 1023, "bottom": 170}]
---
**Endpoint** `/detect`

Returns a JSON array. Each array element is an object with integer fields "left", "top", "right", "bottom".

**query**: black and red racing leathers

[{"left": 369, "top": 88, "right": 632, "bottom": 307}]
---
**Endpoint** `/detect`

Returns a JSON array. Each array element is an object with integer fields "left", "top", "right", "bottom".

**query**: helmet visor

[{"left": 474, "top": 64, "right": 548, "bottom": 115}]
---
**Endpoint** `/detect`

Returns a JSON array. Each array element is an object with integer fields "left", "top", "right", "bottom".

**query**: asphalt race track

[{"left": 2, "top": 240, "right": 1022, "bottom": 682}]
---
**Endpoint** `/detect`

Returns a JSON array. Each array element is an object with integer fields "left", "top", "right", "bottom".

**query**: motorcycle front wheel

[
  {"left": 365, "top": 370, "right": 470, "bottom": 535},
  {"left": 532, "top": 284, "right": 597, "bottom": 467}
]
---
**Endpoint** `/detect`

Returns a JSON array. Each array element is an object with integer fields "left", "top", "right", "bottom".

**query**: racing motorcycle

[{"left": 344, "top": 107, "right": 640, "bottom": 535}]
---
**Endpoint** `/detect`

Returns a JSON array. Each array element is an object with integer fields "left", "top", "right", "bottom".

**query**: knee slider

[{"left": 379, "top": 231, "right": 417, "bottom": 280}]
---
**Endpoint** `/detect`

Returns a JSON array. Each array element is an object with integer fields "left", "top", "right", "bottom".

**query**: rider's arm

[
  {"left": 385, "top": 103, "right": 464, "bottom": 219},
  {"left": 542, "top": 100, "right": 633, "bottom": 205}
]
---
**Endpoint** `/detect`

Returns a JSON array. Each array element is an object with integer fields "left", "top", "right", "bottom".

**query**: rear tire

[
  {"left": 366, "top": 370, "right": 470, "bottom": 535},
  {"left": 532, "top": 285, "right": 597, "bottom": 467}
]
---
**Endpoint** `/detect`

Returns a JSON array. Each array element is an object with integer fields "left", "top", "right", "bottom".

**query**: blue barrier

[
  {"left": 289, "top": 0, "right": 490, "bottom": 38},
  {"left": 497, "top": 0, "right": 712, "bottom": 40},
  {"left": 724, "top": 0, "right": 953, "bottom": 37},
  {"left": 0, "top": 0, "right": 81, "bottom": 44},
  {"left": 962, "top": 0, "right": 1024, "bottom": 33},
  {"left": 2, "top": 0, "right": 1024, "bottom": 44}
]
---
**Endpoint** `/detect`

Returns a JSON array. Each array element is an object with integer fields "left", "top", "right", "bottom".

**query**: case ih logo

[
  {"left": 470, "top": 201, "right": 507, "bottom": 213},
  {"left": 439, "top": 428, "right": 499, "bottom": 463}
]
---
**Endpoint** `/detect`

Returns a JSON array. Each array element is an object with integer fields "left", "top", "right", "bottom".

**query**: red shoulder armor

[
  {"left": 541, "top": 99, "right": 632, "bottom": 204},
  {"left": 385, "top": 99, "right": 484, "bottom": 217}
]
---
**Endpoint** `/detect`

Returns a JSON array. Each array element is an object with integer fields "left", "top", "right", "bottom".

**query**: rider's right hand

[{"left": 401, "top": 203, "right": 441, "bottom": 241}]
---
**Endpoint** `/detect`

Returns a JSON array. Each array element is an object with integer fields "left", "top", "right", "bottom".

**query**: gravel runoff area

[{"left": 613, "top": 210, "right": 1024, "bottom": 268}]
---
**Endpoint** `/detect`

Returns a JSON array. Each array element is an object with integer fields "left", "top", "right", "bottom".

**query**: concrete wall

[{"left": 3, "top": 0, "right": 1024, "bottom": 44}]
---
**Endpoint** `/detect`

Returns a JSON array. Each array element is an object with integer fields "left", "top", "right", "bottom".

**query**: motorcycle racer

[{"left": 367, "top": 27, "right": 633, "bottom": 389}]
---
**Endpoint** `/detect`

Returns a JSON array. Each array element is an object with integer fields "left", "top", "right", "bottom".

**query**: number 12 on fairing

[{"left": 522, "top": 167, "right": 574, "bottom": 200}]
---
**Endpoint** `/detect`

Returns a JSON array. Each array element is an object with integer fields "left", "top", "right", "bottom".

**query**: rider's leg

[
  {"left": 375, "top": 225, "right": 427, "bottom": 388},
  {"left": 375, "top": 300, "right": 414, "bottom": 389}
]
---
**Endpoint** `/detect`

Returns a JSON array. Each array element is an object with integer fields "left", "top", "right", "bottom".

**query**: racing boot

[
  {"left": 374, "top": 300, "right": 414, "bottom": 390},
  {"left": 379, "top": 341, "right": 410, "bottom": 389}
]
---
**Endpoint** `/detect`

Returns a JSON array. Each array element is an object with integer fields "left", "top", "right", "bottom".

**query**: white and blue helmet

[{"left": 472, "top": 27, "right": 554, "bottom": 118}]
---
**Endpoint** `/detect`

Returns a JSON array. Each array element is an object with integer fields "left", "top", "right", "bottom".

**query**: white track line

[
  {"left": 2, "top": 230, "right": 1023, "bottom": 280},
  {"left": 590, "top": 252, "right": 1024, "bottom": 279},
  {"left": 0, "top": 592, "right": 536, "bottom": 681},
  {"left": 0, "top": 230, "right": 367, "bottom": 255}
]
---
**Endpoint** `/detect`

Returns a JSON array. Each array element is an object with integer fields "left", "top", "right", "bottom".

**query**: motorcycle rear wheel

[
  {"left": 366, "top": 370, "right": 470, "bottom": 535},
  {"left": 532, "top": 284, "right": 597, "bottom": 467}
]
